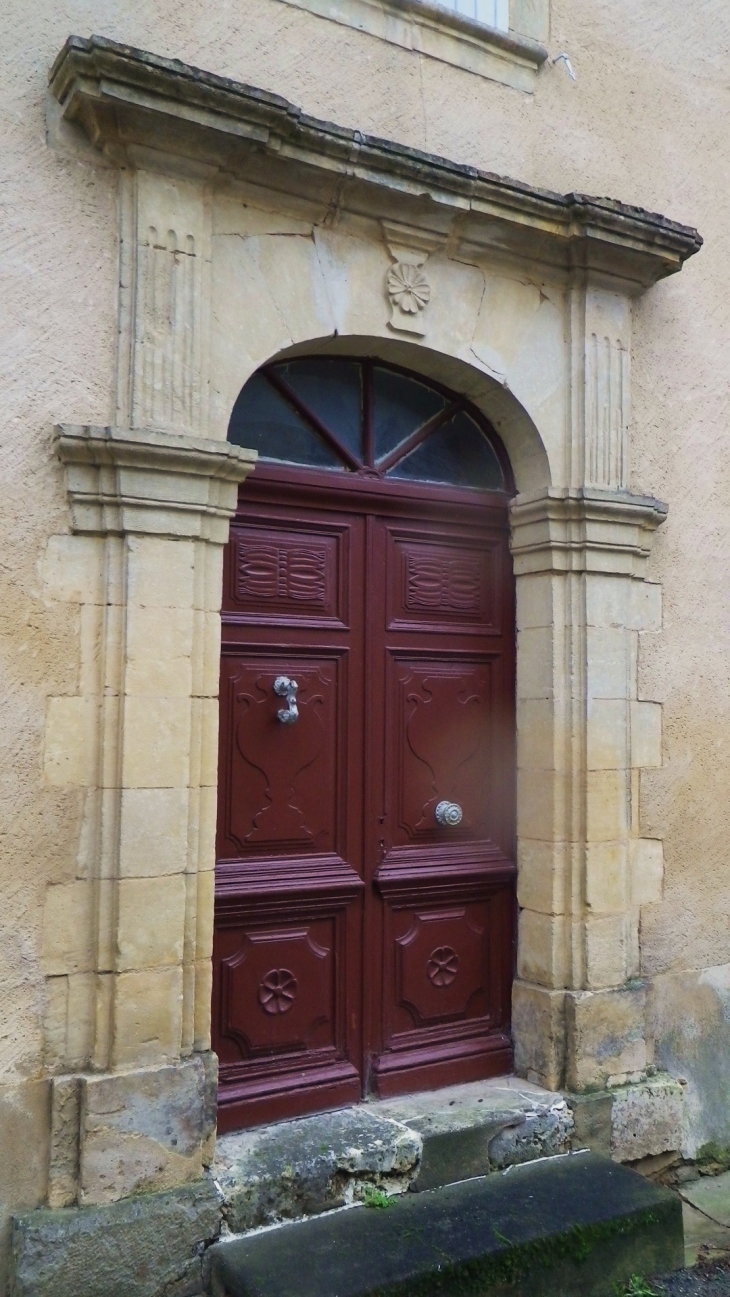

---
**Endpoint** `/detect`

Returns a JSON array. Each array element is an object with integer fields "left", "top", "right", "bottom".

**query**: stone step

[
  {"left": 213, "top": 1076, "right": 573, "bottom": 1233},
  {"left": 209, "top": 1151, "right": 683, "bottom": 1297}
]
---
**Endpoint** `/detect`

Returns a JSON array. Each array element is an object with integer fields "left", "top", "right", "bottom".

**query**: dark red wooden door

[{"left": 213, "top": 360, "right": 515, "bottom": 1132}]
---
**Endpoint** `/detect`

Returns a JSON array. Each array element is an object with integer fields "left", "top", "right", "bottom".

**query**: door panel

[
  {"left": 213, "top": 504, "right": 365, "bottom": 1130},
  {"left": 213, "top": 479, "right": 515, "bottom": 1128},
  {"left": 368, "top": 513, "right": 515, "bottom": 1095},
  {"left": 218, "top": 655, "right": 344, "bottom": 858}
]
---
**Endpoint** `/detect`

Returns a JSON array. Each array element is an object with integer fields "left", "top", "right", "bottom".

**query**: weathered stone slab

[
  {"left": 680, "top": 1169, "right": 730, "bottom": 1228},
  {"left": 214, "top": 1108, "right": 420, "bottom": 1233},
  {"left": 210, "top": 1152, "right": 684, "bottom": 1297},
  {"left": 78, "top": 1054, "right": 217, "bottom": 1205},
  {"left": 213, "top": 1078, "right": 574, "bottom": 1227},
  {"left": 10, "top": 1179, "right": 222, "bottom": 1297},
  {"left": 377, "top": 1077, "right": 572, "bottom": 1190}
]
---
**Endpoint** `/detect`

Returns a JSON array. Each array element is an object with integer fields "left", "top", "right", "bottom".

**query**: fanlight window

[
  {"left": 419, "top": 0, "right": 509, "bottom": 33},
  {"left": 228, "top": 358, "right": 508, "bottom": 493}
]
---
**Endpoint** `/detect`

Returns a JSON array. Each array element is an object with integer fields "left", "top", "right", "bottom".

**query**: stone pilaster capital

[
  {"left": 509, "top": 486, "right": 667, "bottom": 577},
  {"left": 54, "top": 424, "right": 257, "bottom": 541}
]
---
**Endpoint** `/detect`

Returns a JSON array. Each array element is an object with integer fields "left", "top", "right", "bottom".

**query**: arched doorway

[{"left": 213, "top": 357, "right": 516, "bottom": 1132}]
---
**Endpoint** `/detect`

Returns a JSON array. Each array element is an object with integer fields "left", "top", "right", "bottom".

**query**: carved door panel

[
  {"left": 366, "top": 517, "right": 515, "bottom": 1095},
  {"left": 213, "top": 506, "right": 365, "bottom": 1132},
  {"left": 214, "top": 480, "right": 515, "bottom": 1129}
]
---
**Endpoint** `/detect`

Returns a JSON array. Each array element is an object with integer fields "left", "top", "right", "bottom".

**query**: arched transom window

[{"left": 228, "top": 358, "right": 509, "bottom": 493}]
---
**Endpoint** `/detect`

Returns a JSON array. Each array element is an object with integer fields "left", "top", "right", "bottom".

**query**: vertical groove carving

[
  {"left": 136, "top": 226, "right": 200, "bottom": 432},
  {"left": 586, "top": 333, "right": 629, "bottom": 489}
]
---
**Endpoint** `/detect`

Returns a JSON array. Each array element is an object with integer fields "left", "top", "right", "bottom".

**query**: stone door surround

[{"left": 41, "top": 34, "right": 701, "bottom": 1208}]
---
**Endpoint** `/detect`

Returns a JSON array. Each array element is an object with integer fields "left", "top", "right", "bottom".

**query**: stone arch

[{"left": 223, "top": 334, "right": 552, "bottom": 496}]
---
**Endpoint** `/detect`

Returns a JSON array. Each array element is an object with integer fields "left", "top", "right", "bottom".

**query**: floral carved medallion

[
  {"left": 387, "top": 262, "right": 431, "bottom": 314},
  {"left": 259, "top": 968, "right": 298, "bottom": 1014},
  {"left": 386, "top": 258, "right": 432, "bottom": 336},
  {"left": 427, "top": 945, "right": 459, "bottom": 988}
]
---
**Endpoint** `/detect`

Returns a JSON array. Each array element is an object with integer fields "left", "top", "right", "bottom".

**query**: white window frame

[
  {"left": 273, "top": 0, "right": 548, "bottom": 93},
  {"left": 423, "top": 0, "right": 509, "bottom": 34}
]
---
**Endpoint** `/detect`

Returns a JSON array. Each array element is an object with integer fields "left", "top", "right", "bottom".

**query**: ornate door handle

[
  {"left": 273, "top": 676, "right": 299, "bottom": 724},
  {"left": 435, "top": 800, "right": 463, "bottom": 827}
]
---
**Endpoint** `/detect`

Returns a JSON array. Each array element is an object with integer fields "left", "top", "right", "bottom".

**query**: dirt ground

[{"left": 656, "top": 1257, "right": 730, "bottom": 1295}]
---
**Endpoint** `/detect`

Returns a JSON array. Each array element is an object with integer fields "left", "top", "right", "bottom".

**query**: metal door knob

[
  {"left": 273, "top": 676, "right": 299, "bottom": 724},
  {"left": 435, "top": 800, "right": 463, "bottom": 827}
]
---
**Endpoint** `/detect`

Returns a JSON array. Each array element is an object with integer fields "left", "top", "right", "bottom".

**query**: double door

[{"left": 213, "top": 473, "right": 515, "bottom": 1131}]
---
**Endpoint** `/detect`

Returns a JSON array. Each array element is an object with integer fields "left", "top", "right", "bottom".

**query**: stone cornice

[
  {"left": 509, "top": 487, "right": 668, "bottom": 576},
  {"left": 49, "top": 35, "right": 702, "bottom": 292},
  {"left": 55, "top": 424, "right": 256, "bottom": 540}
]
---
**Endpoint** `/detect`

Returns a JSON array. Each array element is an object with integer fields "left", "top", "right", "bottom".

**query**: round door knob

[{"left": 435, "top": 800, "right": 463, "bottom": 827}]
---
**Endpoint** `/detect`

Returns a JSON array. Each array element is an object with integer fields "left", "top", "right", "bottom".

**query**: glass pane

[
  {"left": 271, "top": 360, "right": 362, "bottom": 461},
  {"left": 372, "top": 366, "right": 447, "bottom": 462},
  {"left": 387, "top": 410, "right": 505, "bottom": 489},
  {"left": 228, "top": 372, "right": 345, "bottom": 469}
]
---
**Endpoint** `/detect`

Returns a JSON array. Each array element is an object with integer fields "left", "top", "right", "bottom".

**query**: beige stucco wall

[{"left": 1, "top": 0, "right": 729, "bottom": 1278}]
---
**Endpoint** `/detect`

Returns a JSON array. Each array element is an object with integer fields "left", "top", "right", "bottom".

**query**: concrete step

[
  {"left": 209, "top": 1152, "right": 683, "bottom": 1297},
  {"left": 213, "top": 1076, "right": 573, "bottom": 1233}
]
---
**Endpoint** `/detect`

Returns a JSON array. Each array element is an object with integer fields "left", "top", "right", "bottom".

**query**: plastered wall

[{"left": 1, "top": 0, "right": 729, "bottom": 1279}]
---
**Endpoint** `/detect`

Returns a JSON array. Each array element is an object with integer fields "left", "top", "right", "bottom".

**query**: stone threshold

[{"left": 212, "top": 1075, "right": 574, "bottom": 1235}]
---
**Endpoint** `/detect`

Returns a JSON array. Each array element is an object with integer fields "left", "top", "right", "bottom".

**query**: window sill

[{"left": 274, "top": 0, "right": 548, "bottom": 92}]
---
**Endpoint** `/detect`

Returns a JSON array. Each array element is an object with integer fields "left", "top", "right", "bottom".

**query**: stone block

[
  {"left": 586, "top": 626, "right": 629, "bottom": 699},
  {"left": 516, "top": 838, "right": 569, "bottom": 915},
  {"left": 119, "top": 787, "right": 190, "bottom": 877},
  {"left": 198, "top": 697, "right": 220, "bottom": 787},
  {"left": 629, "top": 838, "right": 664, "bottom": 906},
  {"left": 193, "top": 958, "right": 214, "bottom": 1049},
  {"left": 44, "top": 696, "right": 98, "bottom": 786},
  {"left": 41, "top": 535, "right": 107, "bottom": 605},
  {"left": 0, "top": 1080, "right": 51, "bottom": 1297},
  {"left": 215, "top": 1107, "right": 421, "bottom": 1233},
  {"left": 585, "top": 768, "right": 629, "bottom": 842},
  {"left": 652, "top": 965, "right": 730, "bottom": 1159},
  {"left": 199, "top": 610, "right": 222, "bottom": 697},
  {"left": 125, "top": 605, "right": 194, "bottom": 697},
  {"left": 48, "top": 1077, "right": 82, "bottom": 1208},
  {"left": 10, "top": 1179, "right": 222, "bottom": 1297},
  {"left": 583, "top": 913, "right": 630, "bottom": 990},
  {"left": 512, "top": 981, "right": 566, "bottom": 1090},
  {"left": 517, "top": 909, "right": 569, "bottom": 987},
  {"left": 211, "top": 1154, "right": 683, "bottom": 1297},
  {"left": 586, "top": 698, "right": 628, "bottom": 770},
  {"left": 585, "top": 574, "right": 632, "bottom": 629},
  {"left": 630, "top": 581, "right": 662, "bottom": 633},
  {"left": 566, "top": 1090, "right": 613, "bottom": 1155},
  {"left": 194, "top": 870, "right": 215, "bottom": 960},
  {"left": 611, "top": 1075, "right": 684, "bottom": 1162},
  {"left": 78, "top": 603, "right": 103, "bottom": 696},
  {"left": 120, "top": 695, "right": 191, "bottom": 788},
  {"left": 630, "top": 701, "right": 662, "bottom": 768},
  {"left": 111, "top": 966, "right": 183, "bottom": 1068},
  {"left": 565, "top": 985, "right": 647, "bottom": 1092},
  {"left": 116, "top": 875, "right": 187, "bottom": 970},
  {"left": 42, "top": 881, "right": 94, "bottom": 975},
  {"left": 78, "top": 1055, "right": 217, "bottom": 1205},
  {"left": 517, "top": 698, "right": 559, "bottom": 772},
  {"left": 515, "top": 572, "right": 554, "bottom": 630},
  {"left": 585, "top": 840, "right": 628, "bottom": 914},
  {"left": 125, "top": 536, "right": 196, "bottom": 610},
  {"left": 516, "top": 627, "right": 554, "bottom": 699},
  {"left": 516, "top": 768, "right": 569, "bottom": 841}
]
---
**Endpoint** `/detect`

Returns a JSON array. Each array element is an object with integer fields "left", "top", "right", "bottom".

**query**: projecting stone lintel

[
  {"left": 48, "top": 35, "right": 702, "bottom": 293},
  {"left": 55, "top": 424, "right": 256, "bottom": 541},
  {"left": 510, "top": 487, "right": 668, "bottom": 577}
]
